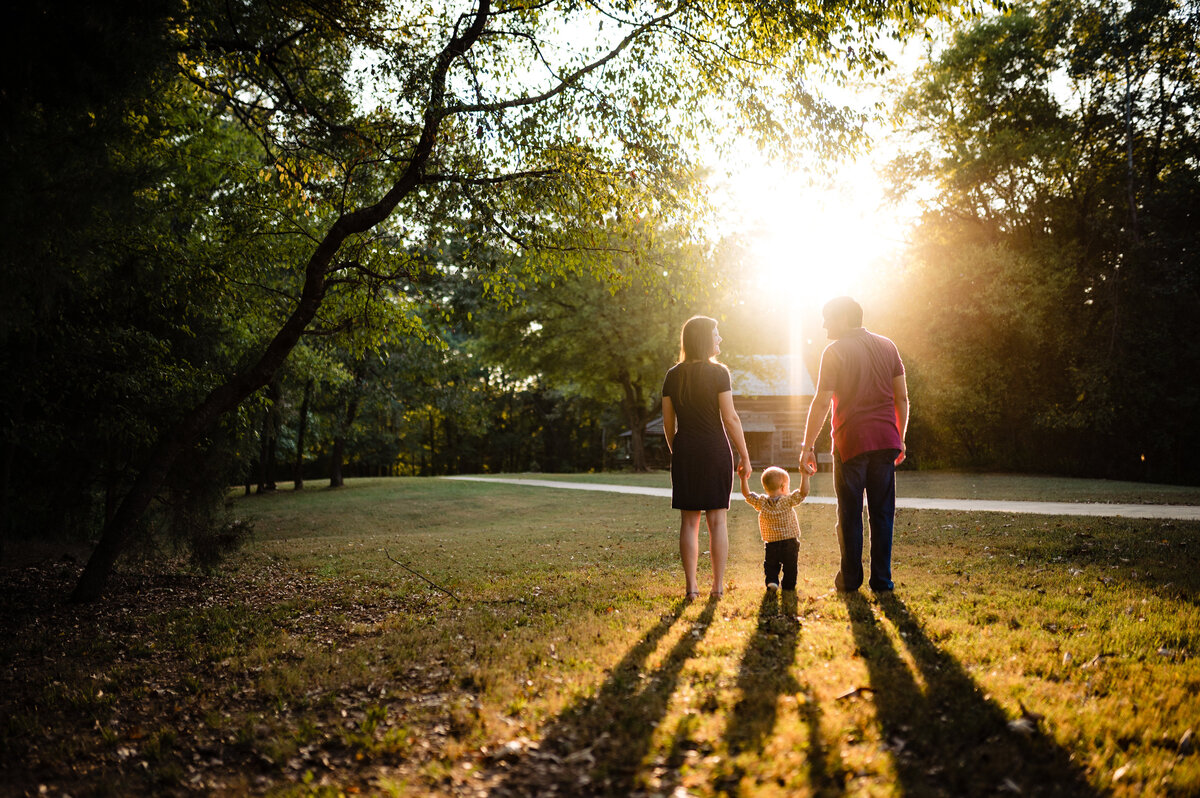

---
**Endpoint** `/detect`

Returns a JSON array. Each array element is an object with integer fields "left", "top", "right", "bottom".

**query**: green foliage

[
  {"left": 472, "top": 220, "right": 727, "bottom": 469},
  {"left": 882, "top": 0, "right": 1200, "bottom": 481}
]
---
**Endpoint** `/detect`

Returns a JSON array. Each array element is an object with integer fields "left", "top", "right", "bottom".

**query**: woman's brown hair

[{"left": 679, "top": 315, "right": 718, "bottom": 363}]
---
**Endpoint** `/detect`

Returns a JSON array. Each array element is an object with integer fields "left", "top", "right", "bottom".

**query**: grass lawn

[{"left": 2, "top": 475, "right": 1197, "bottom": 796}]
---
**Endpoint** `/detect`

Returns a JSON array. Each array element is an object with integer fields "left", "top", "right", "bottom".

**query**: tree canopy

[{"left": 880, "top": 0, "right": 1200, "bottom": 479}]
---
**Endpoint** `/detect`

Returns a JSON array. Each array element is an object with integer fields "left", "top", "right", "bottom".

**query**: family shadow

[
  {"left": 486, "top": 597, "right": 717, "bottom": 796},
  {"left": 482, "top": 589, "right": 1102, "bottom": 797},
  {"left": 717, "top": 589, "right": 843, "bottom": 796},
  {"left": 841, "top": 591, "right": 1099, "bottom": 797}
]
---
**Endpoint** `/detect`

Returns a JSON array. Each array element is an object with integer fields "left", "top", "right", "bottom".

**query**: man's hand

[
  {"left": 800, "top": 449, "right": 818, "bottom": 476},
  {"left": 894, "top": 442, "right": 906, "bottom": 467},
  {"left": 736, "top": 454, "right": 752, "bottom": 479}
]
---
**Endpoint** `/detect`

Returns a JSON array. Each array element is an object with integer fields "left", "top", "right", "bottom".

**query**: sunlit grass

[{"left": 2, "top": 476, "right": 1197, "bottom": 796}]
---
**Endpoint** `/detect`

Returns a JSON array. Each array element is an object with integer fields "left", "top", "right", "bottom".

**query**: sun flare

[{"left": 719, "top": 160, "right": 906, "bottom": 332}]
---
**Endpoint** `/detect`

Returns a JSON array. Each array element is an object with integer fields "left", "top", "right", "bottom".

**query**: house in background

[
  {"left": 622, "top": 354, "right": 827, "bottom": 470},
  {"left": 727, "top": 354, "right": 817, "bottom": 467}
]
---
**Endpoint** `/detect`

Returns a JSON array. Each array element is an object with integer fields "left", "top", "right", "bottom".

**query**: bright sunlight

[
  {"left": 709, "top": 153, "right": 911, "bottom": 354},
  {"left": 724, "top": 160, "right": 905, "bottom": 307}
]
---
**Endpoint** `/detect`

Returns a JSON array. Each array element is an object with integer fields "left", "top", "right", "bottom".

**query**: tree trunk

[
  {"left": 329, "top": 437, "right": 346, "bottom": 487},
  {"left": 255, "top": 414, "right": 270, "bottom": 493},
  {"left": 293, "top": 379, "right": 313, "bottom": 490},
  {"left": 427, "top": 408, "right": 437, "bottom": 475},
  {"left": 618, "top": 371, "right": 650, "bottom": 472},
  {"left": 535, "top": 391, "right": 553, "bottom": 472},
  {"left": 330, "top": 393, "right": 360, "bottom": 489},
  {"left": 444, "top": 415, "right": 457, "bottom": 474},
  {"left": 71, "top": 266, "right": 326, "bottom": 601},
  {"left": 104, "top": 468, "right": 120, "bottom": 524},
  {"left": 68, "top": 2, "right": 491, "bottom": 602},
  {"left": 256, "top": 379, "right": 281, "bottom": 493}
]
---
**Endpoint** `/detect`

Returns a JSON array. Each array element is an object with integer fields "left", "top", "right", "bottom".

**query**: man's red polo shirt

[{"left": 816, "top": 327, "right": 905, "bottom": 462}]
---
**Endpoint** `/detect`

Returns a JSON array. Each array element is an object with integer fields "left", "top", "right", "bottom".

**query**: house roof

[
  {"left": 620, "top": 415, "right": 664, "bottom": 438},
  {"left": 727, "top": 354, "right": 816, "bottom": 397}
]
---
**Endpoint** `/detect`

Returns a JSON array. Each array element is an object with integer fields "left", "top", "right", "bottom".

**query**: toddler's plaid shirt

[{"left": 743, "top": 490, "right": 805, "bottom": 543}]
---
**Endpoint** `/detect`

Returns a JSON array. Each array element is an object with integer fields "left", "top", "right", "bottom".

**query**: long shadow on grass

[
  {"left": 716, "top": 590, "right": 845, "bottom": 797},
  {"left": 486, "top": 597, "right": 718, "bottom": 796},
  {"left": 842, "top": 592, "right": 1098, "bottom": 797}
]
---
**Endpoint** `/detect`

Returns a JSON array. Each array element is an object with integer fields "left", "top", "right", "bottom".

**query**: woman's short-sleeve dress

[{"left": 662, "top": 361, "right": 734, "bottom": 510}]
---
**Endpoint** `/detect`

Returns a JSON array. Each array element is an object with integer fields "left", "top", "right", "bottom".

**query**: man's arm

[
  {"left": 800, "top": 389, "right": 834, "bottom": 475},
  {"left": 893, "top": 373, "right": 909, "bottom": 466},
  {"left": 662, "top": 396, "right": 676, "bottom": 453}
]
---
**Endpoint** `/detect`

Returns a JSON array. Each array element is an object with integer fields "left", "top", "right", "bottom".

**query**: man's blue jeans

[{"left": 833, "top": 448, "right": 900, "bottom": 591}]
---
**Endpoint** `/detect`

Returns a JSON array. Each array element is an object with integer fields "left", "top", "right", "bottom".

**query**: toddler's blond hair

[{"left": 761, "top": 466, "right": 789, "bottom": 492}]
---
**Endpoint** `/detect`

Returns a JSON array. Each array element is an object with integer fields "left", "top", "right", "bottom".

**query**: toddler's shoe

[{"left": 766, "top": 582, "right": 779, "bottom": 590}]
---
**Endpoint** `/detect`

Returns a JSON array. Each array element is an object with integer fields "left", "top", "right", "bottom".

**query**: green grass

[{"left": 2, "top": 475, "right": 1197, "bottom": 796}]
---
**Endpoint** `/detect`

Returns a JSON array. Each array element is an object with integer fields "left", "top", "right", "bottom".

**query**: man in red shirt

[{"left": 800, "top": 297, "right": 909, "bottom": 592}]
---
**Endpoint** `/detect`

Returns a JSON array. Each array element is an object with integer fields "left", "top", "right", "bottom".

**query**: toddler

[{"left": 740, "top": 466, "right": 809, "bottom": 590}]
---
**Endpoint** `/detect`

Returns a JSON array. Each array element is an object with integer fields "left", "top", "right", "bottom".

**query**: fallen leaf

[{"left": 1008, "top": 717, "right": 1036, "bottom": 736}]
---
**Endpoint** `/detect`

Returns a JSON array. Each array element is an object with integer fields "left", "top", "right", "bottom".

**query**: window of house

[{"left": 781, "top": 430, "right": 794, "bottom": 450}]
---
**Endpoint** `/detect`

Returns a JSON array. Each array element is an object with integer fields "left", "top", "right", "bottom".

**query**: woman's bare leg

[
  {"left": 679, "top": 510, "right": 702, "bottom": 597},
  {"left": 705, "top": 509, "right": 729, "bottom": 596}
]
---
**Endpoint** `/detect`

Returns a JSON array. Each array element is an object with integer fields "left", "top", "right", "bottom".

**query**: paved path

[{"left": 443, "top": 476, "right": 1200, "bottom": 521}]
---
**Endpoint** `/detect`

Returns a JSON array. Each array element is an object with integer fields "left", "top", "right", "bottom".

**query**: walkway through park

[{"left": 443, "top": 476, "right": 1200, "bottom": 521}]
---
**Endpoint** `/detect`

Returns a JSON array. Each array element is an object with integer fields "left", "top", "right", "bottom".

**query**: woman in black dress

[{"left": 661, "top": 316, "right": 751, "bottom": 599}]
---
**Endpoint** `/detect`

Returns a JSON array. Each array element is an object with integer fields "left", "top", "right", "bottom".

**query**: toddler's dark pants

[{"left": 764, "top": 538, "right": 799, "bottom": 590}]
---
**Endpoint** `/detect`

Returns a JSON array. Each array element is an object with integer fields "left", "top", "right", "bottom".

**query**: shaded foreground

[{"left": 2, "top": 477, "right": 1197, "bottom": 796}]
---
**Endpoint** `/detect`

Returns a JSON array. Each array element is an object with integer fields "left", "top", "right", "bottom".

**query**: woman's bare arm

[
  {"left": 662, "top": 396, "right": 676, "bottom": 452},
  {"left": 718, "top": 390, "right": 751, "bottom": 477}
]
